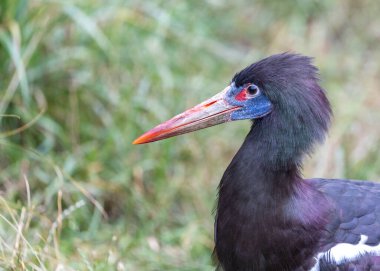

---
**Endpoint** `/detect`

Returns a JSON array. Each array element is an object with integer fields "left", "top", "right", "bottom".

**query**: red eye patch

[{"left": 235, "top": 88, "right": 248, "bottom": 101}]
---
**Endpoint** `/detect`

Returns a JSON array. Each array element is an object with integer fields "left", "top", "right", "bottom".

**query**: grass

[{"left": 0, "top": 0, "right": 380, "bottom": 270}]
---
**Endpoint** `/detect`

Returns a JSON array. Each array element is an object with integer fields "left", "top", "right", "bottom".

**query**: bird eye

[
  {"left": 247, "top": 85, "right": 259, "bottom": 96},
  {"left": 235, "top": 84, "right": 260, "bottom": 101}
]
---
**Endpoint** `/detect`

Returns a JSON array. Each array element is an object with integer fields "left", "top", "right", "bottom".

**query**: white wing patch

[{"left": 310, "top": 235, "right": 380, "bottom": 271}]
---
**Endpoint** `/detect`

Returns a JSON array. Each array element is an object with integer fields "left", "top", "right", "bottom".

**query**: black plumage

[
  {"left": 134, "top": 53, "right": 380, "bottom": 271},
  {"left": 215, "top": 54, "right": 380, "bottom": 270}
]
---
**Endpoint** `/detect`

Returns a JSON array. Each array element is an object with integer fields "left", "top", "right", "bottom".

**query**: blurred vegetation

[{"left": 0, "top": 0, "right": 379, "bottom": 270}]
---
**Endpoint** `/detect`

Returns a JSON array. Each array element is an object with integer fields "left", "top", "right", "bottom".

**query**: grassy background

[{"left": 1, "top": 0, "right": 380, "bottom": 270}]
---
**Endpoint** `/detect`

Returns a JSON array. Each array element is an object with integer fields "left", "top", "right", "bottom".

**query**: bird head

[{"left": 133, "top": 53, "right": 331, "bottom": 148}]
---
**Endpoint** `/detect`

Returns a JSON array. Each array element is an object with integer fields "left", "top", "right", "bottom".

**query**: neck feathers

[{"left": 249, "top": 82, "right": 331, "bottom": 171}]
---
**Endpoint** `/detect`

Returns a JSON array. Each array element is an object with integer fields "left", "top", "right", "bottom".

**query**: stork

[{"left": 133, "top": 53, "right": 380, "bottom": 271}]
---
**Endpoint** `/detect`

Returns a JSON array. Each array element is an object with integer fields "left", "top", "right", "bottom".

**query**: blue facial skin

[{"left": 225, "top": 82, "right": 273, "bottom": 121}]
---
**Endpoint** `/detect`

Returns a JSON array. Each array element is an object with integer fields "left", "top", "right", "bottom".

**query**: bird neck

[
  {"left": 218, "top": 103, "right": 329, "bottom": 206},
  {"left": 249, "top": 111, "right": 316, "bottom": 171},
  {"left": 215, "top": 122, "right": 330, "bottom": 270},
  {"left": 219, "top": 124, "right": 303, "bottom": 199}
]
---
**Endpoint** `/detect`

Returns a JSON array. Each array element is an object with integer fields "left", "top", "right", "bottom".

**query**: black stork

[{"left": 133, "top": 53, "right": 380, "bottom": 271}]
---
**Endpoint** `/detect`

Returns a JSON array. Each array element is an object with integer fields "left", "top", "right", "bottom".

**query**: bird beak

[{"left": 133, "top": 86, "right": 240, "bottom": 144}]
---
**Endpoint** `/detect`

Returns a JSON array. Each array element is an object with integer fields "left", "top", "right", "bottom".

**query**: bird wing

[
  {"left": 307, "top": 178, "right": 380, "bottom": 270},
  {"left": 318, "top": 253, "right": 380, "bottom": 271}
]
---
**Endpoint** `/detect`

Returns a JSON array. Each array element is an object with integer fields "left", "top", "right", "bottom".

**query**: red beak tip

[
  {"left": 132, "top": 136, "right": 146, "bottom": 145},
  {"left": 133, "top": 131, "right": 159, "bottom": 145}
]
